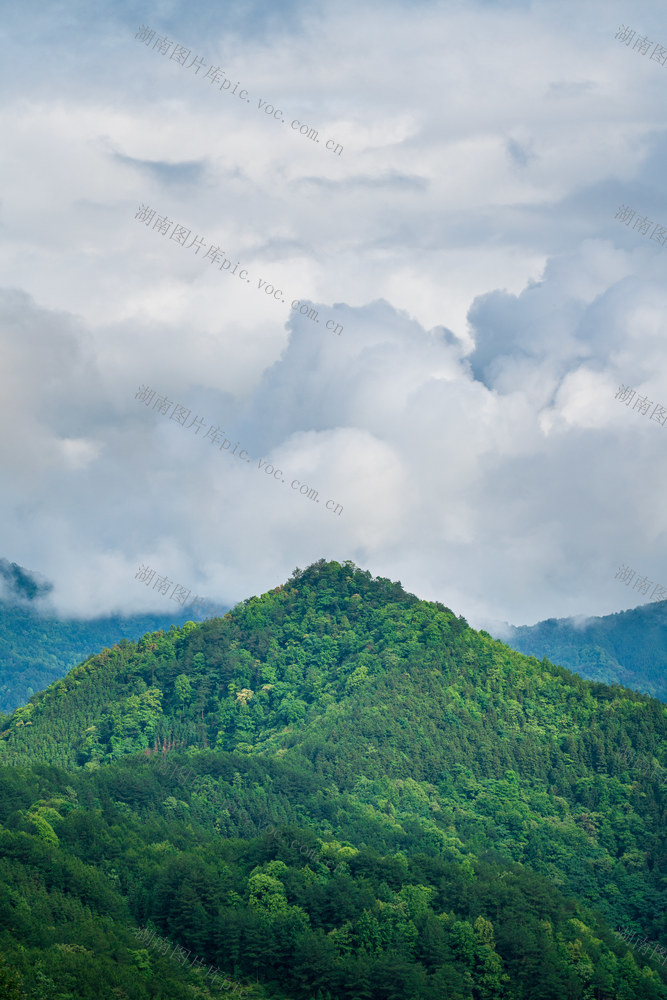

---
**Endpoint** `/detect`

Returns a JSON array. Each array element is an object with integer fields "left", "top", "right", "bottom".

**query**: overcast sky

[{"left": 1, "top": 0, "right": 667, "bottom": 628}]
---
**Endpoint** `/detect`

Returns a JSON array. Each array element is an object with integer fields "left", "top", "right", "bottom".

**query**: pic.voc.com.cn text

[
  {"left": 135, "top": 204, "right": 344, "bottom": 337},
  {"left": 135, "top": 385, "right": 344, "bottom": 516},
  {"left": 134, "top": 25, "right": 343, "bottom": 156}
]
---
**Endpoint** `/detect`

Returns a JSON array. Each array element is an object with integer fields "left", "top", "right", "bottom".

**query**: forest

[
  {"left": 503, "top": 600, "right": 667, "bottom": 702},
  {"left": 0, "top": 599, "right": 192, "bottom": 714},
  {"left": 0, "top": 559, "right": 665, "bottom": 999}
]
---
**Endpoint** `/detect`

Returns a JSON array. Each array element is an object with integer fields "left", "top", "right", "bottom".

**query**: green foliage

[
  {"left": 0, "top": 559, "right": 664, "bottom": 999},
  {"left": 27, "top": 810, "right": 59, "bottom": 846},
  {"left": 503, "top": 601, "right": 667, "bottom": 701},
  {"left": 0, "top": 599, "right": 194, "bottom": 713},
  {"left": 0, "top": 956, "right": 28, "bottom": 999}
]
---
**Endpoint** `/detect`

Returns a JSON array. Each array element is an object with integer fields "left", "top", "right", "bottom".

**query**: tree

[
  {"left": 0, "top": 957, "right": 28, "bottom": 999},
  {"left": 248, "top": 871, "right": 289, "bottom": 914},
  {"left": 174, "top": 674, "right": 192, "bottom": 718}
]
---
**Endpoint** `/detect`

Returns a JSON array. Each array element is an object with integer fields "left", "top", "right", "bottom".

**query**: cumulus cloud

[{"left": 1, "top": 0, "right": 667, "bottom": 626}]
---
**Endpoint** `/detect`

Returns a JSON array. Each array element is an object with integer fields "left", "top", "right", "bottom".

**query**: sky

[{"left": 1, "top": 0, "right": 667, "bottom": 629}]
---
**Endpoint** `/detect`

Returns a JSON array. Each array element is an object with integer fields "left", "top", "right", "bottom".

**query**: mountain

[
  {"left": 497, "top": 600, "right": 667, "bottom": 702},
  {"left": 0, "top": 599, "right": 197, "bottom": 714},
  {"left": 0, "top": 559, "right": 665, "bottom": 999},
  {"left": 0, "top": 557, "right": 53, "bottom": 603},
  {"left": 0, "top": 558, "right": 219, "bottom": 713}
]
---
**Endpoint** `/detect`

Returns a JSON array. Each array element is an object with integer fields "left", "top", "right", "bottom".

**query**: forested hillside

[
  {"left": 0, "top": 599, "right": 193, "bottom": 714},
  {"left": 0, "top": 559, "right": 665, "bottom": 999},
  {"left": 500, "top": 600, "right": 667, "bottom": 702}
]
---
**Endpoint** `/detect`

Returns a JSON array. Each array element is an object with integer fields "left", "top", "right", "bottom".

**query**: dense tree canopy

[
  {"left": 503, "top": 599, "right": 667, "bottom": 702},
  {"left": 0, "top": 599, "right": 193, "bottom": 713},
  {"left": 0, "top": 559, "right": 665, "bottom": 998}
]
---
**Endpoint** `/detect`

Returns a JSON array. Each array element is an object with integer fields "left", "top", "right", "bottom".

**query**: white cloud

[{"left": 1, "top": 0, "right": 667, "bottom": 626}]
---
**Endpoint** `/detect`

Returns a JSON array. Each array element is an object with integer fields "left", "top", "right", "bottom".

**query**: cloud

[
  {"left": 2, "top": 0, "right": 667, "bottom": 628},
  {"left": 297, "top": 173, "right": 429, "bottom": 192},
  {"left": 110, "top": 150, "right": 207, "bottom": 187},
  {"left": 506, "top": 138, "right": 534, "bottom": 168}
]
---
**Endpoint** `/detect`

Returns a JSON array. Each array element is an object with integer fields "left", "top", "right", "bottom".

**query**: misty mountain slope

[
  {"left": 0, "top": 599, "right": 194, "bottom": 714},
  {"left": 0, "top": 557, "right": 222, "bottom": 714},
  {"left": 0, "top": 557, "right": 53, "bottom": 602},
  {"left": 499, "top": 600, "right": 667, "bottom": 702}
]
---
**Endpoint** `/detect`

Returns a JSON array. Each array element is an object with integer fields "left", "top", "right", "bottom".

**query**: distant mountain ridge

[
  {"left": 0, "top": 557, "right": 52, "bottom": 603},
  {"left": 0, "top": 558, "right": 220, "bottom": 713},
  {"left": 0, "top": 600, "right": 196, "bottom": 714},
  {"left": 2, "top": 557, "right": 665, "bottom": 713},
  {"left": 496, "top": 600, "right": 667, "bottom": 702}
]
